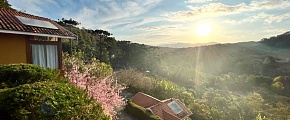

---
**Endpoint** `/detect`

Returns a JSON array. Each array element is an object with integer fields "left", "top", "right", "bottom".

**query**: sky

[{"left": 9, "top": 0, "right": 290, "bottom": 46}]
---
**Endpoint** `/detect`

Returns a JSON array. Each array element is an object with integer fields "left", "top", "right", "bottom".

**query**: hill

[
  {"left": 151, "top": 31, "right": 290, "bottom": 88},
  {"left": 59, "top": 21, "right": 290, "bottom": 119},
  {"left": 260, "top": 31, "right": 290, "bottom": 48},
  {"left": 116, "top": 32, "right": 290, "bottom": 119}
]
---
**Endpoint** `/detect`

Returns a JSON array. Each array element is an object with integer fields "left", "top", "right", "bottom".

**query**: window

[
  {"left": 31, "top": 44, "right": 58, "bottom": 69},
  {"left": 167, "top": 101, "right": 183, "bottom": 114}
]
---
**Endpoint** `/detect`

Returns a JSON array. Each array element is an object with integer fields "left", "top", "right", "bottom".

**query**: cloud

[
  {"left": 265, "top": 13, "right": 290, "bottom": 23},
  {"left": 263, "top": 28, "right": 288, "bottom": 35},
  {"left": 187, "top": 3, "right": 246, "bottom": 13},
  {"left": 99, "top": 0, "right": 162, "bottom": 21},
  {"left": 116, "top": 24, "right": 194, "bottom": 45},
  {"left": 9, "top": 0, "right": 78, "bottom": 19},
  {"left": 246, "top": 12, "right": 290, "bottom": 23},
  {"left": 250, "top": 0, "right": 290, "bottom": 10},
  {"left": 9, "top": 0, "right": 46, "bottom": 15},
  {"left": 70, "top": 0, "right": 163, "bottom": 29},
  {"left": 223, "top": 19, "right": 239, "bottom": 24},
  {"left": 224, "top": 11, "right": 290, "bottom": 26},
  {"left": 248, "top": 13, "right": 270, "bottom": 21},
  {"left": 163, "top": 0, "right": 290, "bottom": 21},
  {"left": 185, "top": 0, "right": 212, "bottom": 3},
  {"left": 123, "top": 17, "right": 164, "bottom": 29},
  {"left": 162, "top": 3, "right": 246, "bottom": 21},
  {"left": 136, "top": 24, "right": 183, "bottom": 31}
]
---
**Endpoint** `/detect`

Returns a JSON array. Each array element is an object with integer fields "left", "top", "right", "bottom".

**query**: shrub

[
  {"left": 272, "top": 82, "right": 284, "bottom": 94},
  {"left": 117, "top": 69, "right": 195, "bottom": 105},
  {"left": 63, "top": 52, "right": 113, "bottom": 78},
  {"left": 0, "top": 81, "right": 109, "bottom": 120},
  {"left": 0, "top": 64, "right": 59, "bottom": 88},
  {"left": 126, "top": 100, "right": 161, "bottom": 120},
  {"left": 273, "top": 76, "right": 283, "bottom": 83},
  {"left": 63, "top": 51, "right": 124, "bottom": 117},
  {"left": 253, "top": 76, "right": 273, "bottom": 85}
]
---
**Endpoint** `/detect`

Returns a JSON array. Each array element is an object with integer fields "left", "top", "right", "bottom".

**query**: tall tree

[
  {"left": 56, "top": 18, "right": 81, "bottom": 55},
  {"left": 56, "top": 18, "right": 80, "bottom": 27},
  {"left": 0, "top": 0, "right": 12, "bottom": 9},
  {"left": 91, "top": 29, "right": 113, "bottom": 63}
]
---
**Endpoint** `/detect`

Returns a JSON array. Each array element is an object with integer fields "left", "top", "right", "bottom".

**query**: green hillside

[{"left": 57, "top": 18, "right": 290, "bottom": 119}]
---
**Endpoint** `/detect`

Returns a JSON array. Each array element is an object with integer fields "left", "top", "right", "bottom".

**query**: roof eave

[{"left": 0, "top": 29, "right": 77, "bottom": 39}]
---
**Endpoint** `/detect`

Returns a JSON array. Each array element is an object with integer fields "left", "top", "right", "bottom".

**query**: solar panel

[
  {"left": 167, "top": 101, "right": 183, "bottom": 114},
  {"left": 16, "top": 16, "right": 58, "bottom": 29}
]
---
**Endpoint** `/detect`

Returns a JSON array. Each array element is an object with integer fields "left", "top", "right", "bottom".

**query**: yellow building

[{"left": 0, "top": 9, "right": 77, "bottom": 70}]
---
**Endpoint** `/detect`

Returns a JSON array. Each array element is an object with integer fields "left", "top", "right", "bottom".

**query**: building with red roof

[
  {"left": 131, "top": 92, "right": 192, "bottom": 120},
  {"left": 0, "top": 9, "right": 77, "bottom": 70}
]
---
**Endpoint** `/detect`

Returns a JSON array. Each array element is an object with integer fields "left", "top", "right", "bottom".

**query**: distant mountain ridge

[
  {"left": 158, "top": 42, "right": 218, "bottom": 48},
  {"left": 260, "top": 31, "right": 290, "bottom": 48},
  {"left": 158, "top": 30, "right": 290, "bottom": 48}
]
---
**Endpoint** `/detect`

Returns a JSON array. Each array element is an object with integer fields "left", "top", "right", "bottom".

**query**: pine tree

[{"left": 0, "top": 0, "right": 12, "bottom": 9}]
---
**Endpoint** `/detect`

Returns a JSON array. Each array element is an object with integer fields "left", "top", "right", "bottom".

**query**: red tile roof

[
  {"left": 163, "top": 110, "right": 180, "bottom": 120},
  {"left": 131, "top": 92, "right": 161, "bottom": 108},
  {"left": 131, "top": 92, "right": 193, "bottom": 120},
  {"left": 0, "top": 9, "right": 76, "bottom": 39}
]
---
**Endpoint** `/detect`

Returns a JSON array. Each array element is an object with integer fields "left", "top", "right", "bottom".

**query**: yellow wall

[{"left": 0, "top": 33, "right": 27, "bottom": 64}]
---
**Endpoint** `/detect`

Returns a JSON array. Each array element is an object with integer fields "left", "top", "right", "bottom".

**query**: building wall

[{"left": 0, "top": 33, "right": 27, "bottom": 64}]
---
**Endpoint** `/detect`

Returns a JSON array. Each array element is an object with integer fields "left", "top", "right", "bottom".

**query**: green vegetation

[
  {"left": 0, "top": 0, "right": 12, "bottom": 9},
  {"left": 9, "top": 3, "right": 290, "bottom": 119},
  {"left": 57, "top": 19, "right": 116, "bottom": 64},
  {"left": 0, "top": 81, "right": 108, "bottom": 120},
  {"left": 117, "top": 69, "right": 290, "bottom": 119},
  {"left": 271, "top": 76, "right": 290, "bottom": 96},
  {"left": 0, "top": 64, "right": 59, "bottom": 88},
  {"left": 261, "top": 31, "right": 290, "bottom": 48},
  {"left": 0, "top": 63, "right": 109, "bottom": 119},
  {"left": 63, "top": 51, "right": 124, "bottom": 117},
  {"left": 57, "top": 19, "right": 159, "bottom": 70},
  {"left": 63, "top": 51, "right": 113, "bottom": 78},
  {"left": 126, "top": 100, "right": 161, "bottom": 120},
  {"left": 59, "top": 20, "right": 290, "bottom": 119},
  {"left": 190, "top": 73, "right": 290, "bottom": 119},
  {"left": 118, "top": 69, "right": 195, "bottom": 105},
  {"left": 0, "top": 12, "right": 288, "bottom": 118}
]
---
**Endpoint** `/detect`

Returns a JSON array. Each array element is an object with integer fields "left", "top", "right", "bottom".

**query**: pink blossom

[{"left": 64, "top": 55, "right": 125, "bottom": 117}]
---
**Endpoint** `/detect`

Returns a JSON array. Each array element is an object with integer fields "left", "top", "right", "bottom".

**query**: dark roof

[
  {"left": 131, "top": 92, "right": 193, "bottom": 120},
  {"left": 0, "top": 9, "right": 77, "bottom": 39}
]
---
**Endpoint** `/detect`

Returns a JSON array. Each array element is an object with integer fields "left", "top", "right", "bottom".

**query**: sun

[{"left": 195, "top": 23, "right": 212, "bottom": 36}]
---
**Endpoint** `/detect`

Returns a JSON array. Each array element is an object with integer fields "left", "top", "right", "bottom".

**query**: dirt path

[
  {"left": 116, "top": 110, "right": 138, "bottom": 120},
  {"left": 115, "top": 89, "right": 138, "bottom": 120}
]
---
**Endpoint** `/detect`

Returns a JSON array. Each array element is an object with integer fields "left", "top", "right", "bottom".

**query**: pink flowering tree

[{"left": 63, "top": 52, "right": 125, "bottom": 116}]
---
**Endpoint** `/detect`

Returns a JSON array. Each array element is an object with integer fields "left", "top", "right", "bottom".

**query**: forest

[{"left": 58, "top": 17, "right": 290, "bottom": 119}]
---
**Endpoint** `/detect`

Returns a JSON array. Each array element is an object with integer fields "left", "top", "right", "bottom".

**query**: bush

[
  {"left": 253, "top": 76, "right": 273, "bottom": 85},
  {"left": 63, "top": 51, "right": 124, "bottom": 117},
  {"left": 118, "top": 69, "right": 195, "bottom": 105},
  {"left": 0, "top": 64, "right": 59, "bottom": 88},
  {"left": 272, "top": 82, "right": 284, "bottom": 94},
  {"left": 0, "top": 81, "right": 109, "bottom": 120},
  {"left": 273, "top": 76, "right": 283, "bottom": 83},
  {"left": 126, "top": 99, "right": 161, "bottom": 120},
  {"left": 63, "top": 52, "right": 113, "bottom": 79}
]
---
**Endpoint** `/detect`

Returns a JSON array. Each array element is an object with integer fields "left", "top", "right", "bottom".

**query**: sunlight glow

[{"left": 195, "top": 23, "right": 212, "bottom": 36}]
